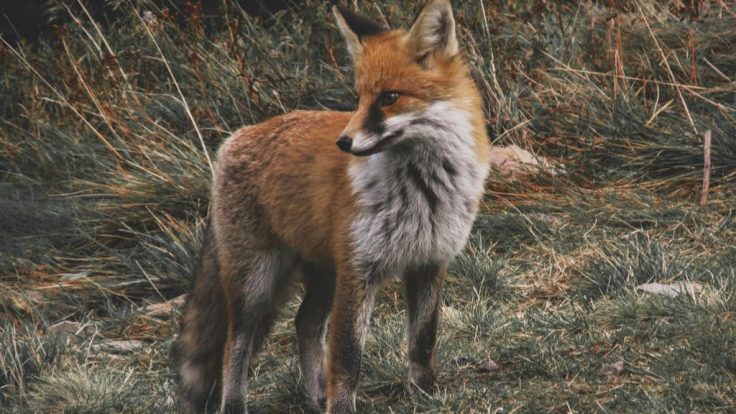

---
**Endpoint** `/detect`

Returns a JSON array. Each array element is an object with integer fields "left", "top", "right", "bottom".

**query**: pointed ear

[
  {"left": 406, "top": 0, "right": 459, "bottom": 62},
  {"left": 332, "top": 5, "right": 386, "bottom": 62}
]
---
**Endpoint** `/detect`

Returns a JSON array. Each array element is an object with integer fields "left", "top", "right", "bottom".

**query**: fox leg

[
  {"left": 219, "top": 248, "right": 294, "bottom": 414},
  {"left": 404, "top": 263, "right": 447, "bottom": 393},
  {"left": 249, "top": 309, "right": 278, "bottom": 359},
  {"left": 326, "top": 267, "right": 378, "bottom": 414},
  {"left": 295, "top": 262, "right": 336, "bottom": 410}
]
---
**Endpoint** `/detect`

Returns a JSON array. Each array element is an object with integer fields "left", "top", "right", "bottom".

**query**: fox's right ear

[{"left": 332, "top": 5, "right": 386, "bottom": 62}]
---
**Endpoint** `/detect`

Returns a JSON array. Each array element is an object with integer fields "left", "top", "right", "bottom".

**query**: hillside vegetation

[{"left": 1, "top": 0, "right": 735, "bottom": 412}]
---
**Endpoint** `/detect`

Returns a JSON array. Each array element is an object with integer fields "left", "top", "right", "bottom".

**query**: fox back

[{"left": 173, "top": 2, "right": 491, "bottom": 413}]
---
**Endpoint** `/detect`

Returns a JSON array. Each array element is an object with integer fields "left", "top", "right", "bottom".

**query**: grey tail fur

[{"left": 171, "top": 219, "right": 226, "bottom": 413}]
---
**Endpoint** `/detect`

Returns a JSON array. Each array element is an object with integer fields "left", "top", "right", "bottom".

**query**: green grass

[{"left": 1, "top": 0, "right": 735, "bottom": 412}]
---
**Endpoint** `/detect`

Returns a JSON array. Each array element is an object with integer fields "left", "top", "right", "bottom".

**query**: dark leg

[
  {"left": 403, "top": 263, "right": 447, "bottom": 392},
  {"left": 219, "top": 249, "right": 293, "bottom": 414},
  {"left": 326, "top": 270, "right": 377, "bottom": 413},
  {"left": 295, "top": 262, "right": 336, "bottom": 410}
]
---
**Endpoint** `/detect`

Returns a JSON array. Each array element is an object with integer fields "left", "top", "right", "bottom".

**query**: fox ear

[
  {"left": 406, "top": 0, "right": 459, "bottom": 62},
  {"left": 332, "top": 5, "right": 386, "bottom": 62}
]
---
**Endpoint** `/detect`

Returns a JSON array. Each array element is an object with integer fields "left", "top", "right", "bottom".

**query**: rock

[
  {"left": 48, "top": 321, "right": 95, "bottom": 339},
  {"left": 48, "top": 321, "right": 82, "bottom": 336},
  {"left": 637, "top": 282, "right": 703, "bottom": 298},
  {"left": 142, "top": 294, "right": 187, "bottom": 317},
  {"left": 102, "top": 339, "right": 144, "bottom": 353},
  {"left": 60, "top": 271, "right": 89, "bottom": 281},
  {"left": 535, "top": 213, "right": 562, "bottom": 226},
  {"left": 489, "top": 145, "right": 563, "bottom": 177},
  {"left": 142, "top": 10, "right": 156, "bottom": 24},
  {"left": 478, "top": 358, "right": 500, "bottom": 372},
  {"left": 600, "top": 360, "right": 624, "bottom": 376},
  {"left": 26, "top": 290, "right": 45, "bottom": 303},
  {"left": 441, "top": 306, "right": 464, "bottom": 327}
]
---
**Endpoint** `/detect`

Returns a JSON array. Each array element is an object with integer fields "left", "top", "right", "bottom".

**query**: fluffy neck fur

[{"left": 348, "top": 101, "right": 489, "bottom": 280}]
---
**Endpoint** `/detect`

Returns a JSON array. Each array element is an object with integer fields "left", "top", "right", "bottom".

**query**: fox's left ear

[{"left": 406, "top": 0, "right": 459, "bottom": 62}]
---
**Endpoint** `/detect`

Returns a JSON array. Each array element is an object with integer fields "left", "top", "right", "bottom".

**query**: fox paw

[{"left": 408, "top": 370, "right": 437, "bottom": 394}]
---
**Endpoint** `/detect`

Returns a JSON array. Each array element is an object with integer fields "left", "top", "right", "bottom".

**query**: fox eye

[{"left": 377, "top": 91, "right": 399, "bottom": 107}]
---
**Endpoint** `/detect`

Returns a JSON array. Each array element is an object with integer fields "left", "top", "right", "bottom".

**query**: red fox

[{"left": 172, "top": 1, "right": 491, "bottom": 412}]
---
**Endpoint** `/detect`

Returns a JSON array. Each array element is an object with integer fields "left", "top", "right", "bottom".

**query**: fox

[{"left": 172, "top": 1, "right": 491, "bottom": 413}]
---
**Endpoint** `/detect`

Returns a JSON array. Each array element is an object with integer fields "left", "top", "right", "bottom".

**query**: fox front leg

[
  {"left": 404, "top": 263, "right": 447, "bottom": 392},
  {"left": 325, "top": 269, "right": 377, "bottom": 413}
]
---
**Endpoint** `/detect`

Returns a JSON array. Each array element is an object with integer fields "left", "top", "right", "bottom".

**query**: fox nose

[{"left": 336, "top": 135, "right": 353, "bottom": 153}]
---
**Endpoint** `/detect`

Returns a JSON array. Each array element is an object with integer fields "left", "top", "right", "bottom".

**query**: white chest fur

[{"left": 348, "top": 102, "right": 489, "bottom": 279}]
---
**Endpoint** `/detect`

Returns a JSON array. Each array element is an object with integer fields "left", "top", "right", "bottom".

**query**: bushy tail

[{"left": 172, "top": 220, "right": 227, "bottom": 413}]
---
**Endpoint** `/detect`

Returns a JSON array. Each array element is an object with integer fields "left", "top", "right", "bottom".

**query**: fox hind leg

[
  {"left": 219, "top": 247, "right": 294, "bottom": 414},
  {"left": 295, "top": 262, "right": 336, "bottom": 410}
]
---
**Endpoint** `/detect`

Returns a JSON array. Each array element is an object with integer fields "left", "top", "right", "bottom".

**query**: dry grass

[{"left": 1, "top": 0, "right": 735, "bottom": 413}]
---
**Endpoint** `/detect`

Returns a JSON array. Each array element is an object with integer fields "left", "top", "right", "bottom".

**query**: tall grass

[{"left": 1, "top": 0, "right": 734, "bottom": 412}]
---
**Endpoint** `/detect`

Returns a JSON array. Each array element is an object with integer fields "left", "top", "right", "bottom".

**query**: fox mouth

[{"left": 352, "top": 129, "right": 404, "bottom": 157}]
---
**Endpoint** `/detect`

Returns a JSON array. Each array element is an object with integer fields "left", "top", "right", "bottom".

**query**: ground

[{"left": 1, "top": 1, "right": 735, "bottom": 413}]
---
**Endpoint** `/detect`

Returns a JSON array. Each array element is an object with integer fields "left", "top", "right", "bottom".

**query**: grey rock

[{"left": 600, "top": 360, "right": 624, "bottom": 376}]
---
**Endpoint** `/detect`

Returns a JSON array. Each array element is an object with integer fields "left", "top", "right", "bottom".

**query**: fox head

[{"left": 333, "top": 0, "right": 483, "bottom": 156}]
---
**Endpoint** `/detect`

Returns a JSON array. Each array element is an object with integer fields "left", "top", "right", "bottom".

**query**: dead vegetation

[{"left": 1, "top": 0, "right": 735, "bottom": 412}]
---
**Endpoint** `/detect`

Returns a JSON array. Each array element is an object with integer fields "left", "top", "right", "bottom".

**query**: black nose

[{"left": 336, "top": 135, "right": 352, "bottom": 152}]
